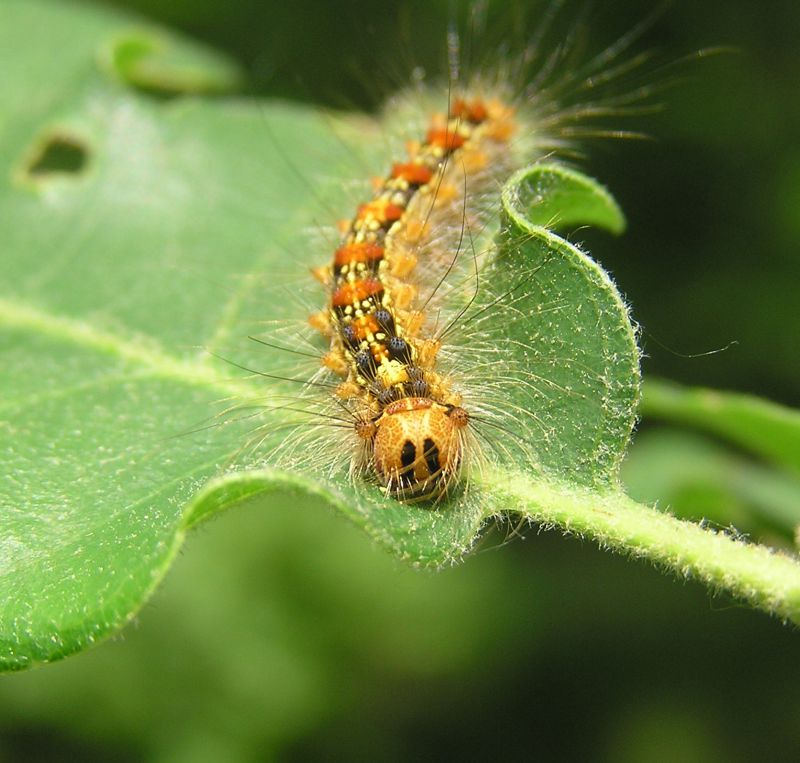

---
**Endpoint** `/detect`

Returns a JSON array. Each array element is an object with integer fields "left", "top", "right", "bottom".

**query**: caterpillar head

[{"left": 359, "top": 397, "right": 469, "bottom": 502}]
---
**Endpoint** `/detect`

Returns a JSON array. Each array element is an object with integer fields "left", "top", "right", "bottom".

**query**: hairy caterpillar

[
  {"left": 228, "top": 8, "right": 656, "bottom": 507},
  {"left": 306, "top": 94, "right": 516, "bottom": 502}
]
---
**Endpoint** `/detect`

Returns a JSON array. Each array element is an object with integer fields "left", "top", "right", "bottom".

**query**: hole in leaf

[{"left": 26, "top": 133, "right": 89, "bottom": 178}]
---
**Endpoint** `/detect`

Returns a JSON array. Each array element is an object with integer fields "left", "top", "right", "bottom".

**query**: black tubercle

[
  {"left": 377, "top": 387, "right": 398, "bottom": 406},
  {"left": 387, "top": 336, "right": 411, "bottom": 362},
  {"left": 355, "top": 350, "right": 376, "bottom": 379},
  {"left": 373, "top": 308, "right": 394, "bottom": 334},
  {"left": 341, "top": 324, "right": 358, "bottom": 349}
]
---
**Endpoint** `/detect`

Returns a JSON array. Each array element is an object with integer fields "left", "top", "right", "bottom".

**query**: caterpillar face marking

[
  {"left": 312, "top": 96, "right": 514, "bottom": 502},
  {"left": 369, "top": 398, "right": 469, "bottom": 502}
]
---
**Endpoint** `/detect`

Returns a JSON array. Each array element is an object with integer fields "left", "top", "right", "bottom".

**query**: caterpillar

[
  {"left": 306, "top": 94, "right": 519, "bottom": 502},
  {"left": 233, "top": 10, "right": 657, "bottom": 507}
]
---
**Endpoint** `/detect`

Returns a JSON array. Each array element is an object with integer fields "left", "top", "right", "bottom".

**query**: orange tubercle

[
  {"left": 403, "top": 310, "right": 425, "bottom": 337},
  {"left": 311, "top": 265, "right": 331, "bottom": 284},
  {"left": 451, "top": 98, "right": 489, "bottom": 123},
  {"left": 389, "top": 251, "right": 417, "bottom": 279},
  {"left": 391, "top": 162, "right": 434, "bottom": 185},
  {"left": 403, "top": 219, "right": 427, "bottom": 243},
  {"left": 335, "top": 380, "right": 361, "bottom": 400},
  {"left": 391, "top": 282, "right": 416, "bottom": 310},
  {"left": 334, "top": 242, "right": 384, "bottom": 268},
  {"left": 417, "top": 338, "right": 441, "bottom": 367},
  {"left": 426, "top": 126, "right": 465, "bottom": 151},
  {"left": 322, "top": 350, "right": 348, "bottom": 376},
  {"left": 459, "top": 147, "right": 489, "bottom": 173},
  {"left": 357, "top": 199, "right": 405, "bottom": 223},
  {"left": 331, "top": 277, "right": 383, "bottom": 308},
  {"left": 431, "top": 182, "right": 459, "bottom": 205},
  {"left": 308, "top": 310, "right": 331, "bottom": 335}
]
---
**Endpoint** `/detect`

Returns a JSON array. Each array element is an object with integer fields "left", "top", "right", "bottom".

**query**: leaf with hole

[{"left": 4, "top": 0, "right": 800, "bottom": 673}]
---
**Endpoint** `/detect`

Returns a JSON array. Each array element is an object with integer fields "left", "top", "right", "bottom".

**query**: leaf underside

[{"left": 0, "top": 0, "right": 639, "bottom": 669}]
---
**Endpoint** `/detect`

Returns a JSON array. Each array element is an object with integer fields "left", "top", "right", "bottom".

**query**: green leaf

[
  {"left": 97, "top": 28, "right": 242, "bottom": 96},
  {"left": 486, "top": 164, "right": 638, "bottom": 486},
  {"left": 642, "top": 379, "right": 800, "bottom": 476},
  {"left": 504, "top": 162, "right": 626, "bottom": 235},
  {"left": 0, "top": 0, "right": 338, "bottom": 671},
  {"left": 622, "top": 428, "right": 800, "bottom": 542},
  {"left": 5, "top": 0, "right": 800, "bottom": 673},
  {"left": 0, "top": 0, "right": 645, "bottom": 669}
]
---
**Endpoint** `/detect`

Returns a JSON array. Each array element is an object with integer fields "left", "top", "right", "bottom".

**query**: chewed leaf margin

[
  {"left": 507, "top": 162, "right": 626, "bottom": 235},
  {"left": 461, "top": 162, "right": 640, "bottom": 490}
]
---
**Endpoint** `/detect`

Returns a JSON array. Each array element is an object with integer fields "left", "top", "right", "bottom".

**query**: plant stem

[{"left": 488, "top": 472, "right": 800, "bottom": 624}]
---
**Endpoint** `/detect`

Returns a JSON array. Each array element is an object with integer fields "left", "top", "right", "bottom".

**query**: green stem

[
  {"left": 641, "top": 378, "right": 800, "bottom": 475},
  {"left": 488, "top": 472, "right": 800, "bottom": 624}
]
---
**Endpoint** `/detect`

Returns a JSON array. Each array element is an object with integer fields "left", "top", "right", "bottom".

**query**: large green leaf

[
  {"left": 15, "top": 0, "right": 800, "bottom": 669},
  {"left": 642, "top": 379, "right": 800, "bottom": 476},
  {"left": 0, "top": 0, "right": 642, "bottom": 669},
  {"left": 622, "top": 428, "right": 800, "bottom": 542}
]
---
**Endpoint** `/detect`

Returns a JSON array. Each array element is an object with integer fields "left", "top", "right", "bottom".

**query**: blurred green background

[{"left": 2, "top": 0, "right": 800, "bottom": 761}]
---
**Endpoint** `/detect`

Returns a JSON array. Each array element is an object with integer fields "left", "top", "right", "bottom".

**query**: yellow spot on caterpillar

[
  {"left": 377, "top": 360, "right": 410, "bottom": 388},
  {"left": 392, "top": 283, "right": 416, "bottom": 310},
  {"left": 417, "top": 338, "right": 441, "bottom": 368},
  {"left": 322, "top": 350, "right": 348, "bottom": 376},
  {"left": 335, "top": 380, "right": 361, "bottom": 400},
  {"left": 311, "top": 265, "right": 331, "bottom": 285},
  {"left": 309, "top": 310, "right": 331, "bottom": 335},
  {"left": 390, "top": 251, "right": 417, "bottom": 278}
]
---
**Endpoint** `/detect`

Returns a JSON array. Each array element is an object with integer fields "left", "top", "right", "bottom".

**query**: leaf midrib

[{"left": 0, "top": 295, "right": 260, "bottom": 401}]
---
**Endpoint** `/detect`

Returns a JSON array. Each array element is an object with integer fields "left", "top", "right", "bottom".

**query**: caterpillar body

[
  {"left": 310, "top": 96, "right": 517, "bottom": 502},
  {"left": 236, "top": 15, "right": 653, "bottom": 510}
]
